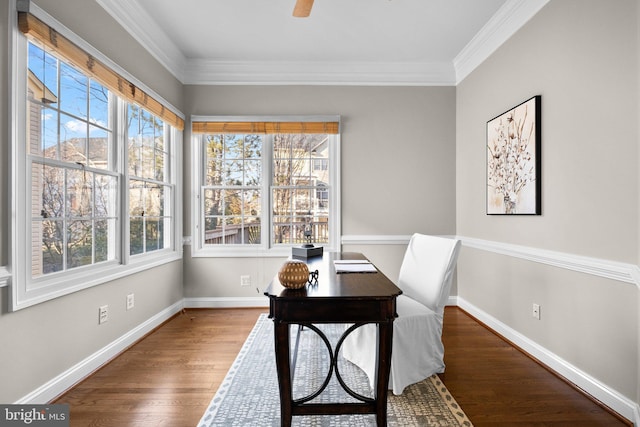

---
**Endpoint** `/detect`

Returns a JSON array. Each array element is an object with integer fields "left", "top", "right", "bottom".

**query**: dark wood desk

[{"left": 264, "top": 252, "right": 402, "bottom": 427}]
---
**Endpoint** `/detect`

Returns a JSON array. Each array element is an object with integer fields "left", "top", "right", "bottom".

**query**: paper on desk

[
  {"left": 333, "top": 259, "right": 372, "bottom": 264},
  {"left": 333, "top": 260, "right": 378, "bottom": 273}
]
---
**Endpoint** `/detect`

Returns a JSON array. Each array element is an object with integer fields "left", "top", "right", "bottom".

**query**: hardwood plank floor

[{"left": 53, "top": 307, "right": 631, "bottom": 426}]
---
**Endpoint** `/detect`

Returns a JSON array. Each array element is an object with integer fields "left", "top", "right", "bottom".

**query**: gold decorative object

[{"left": 278, "top": 260, "right": 310, "bottom": 289}]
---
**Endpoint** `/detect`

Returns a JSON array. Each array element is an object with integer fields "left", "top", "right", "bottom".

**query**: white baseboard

[
  {"left": 184, "top": 296, "right": 269, "bottom": 308},
  {"left": 16, "top": 300, "right": 185, "bottom": 404},
  {"left": 15, "top": 292, "right": 638, "bottom": 426},
  {"left": 457, "top": 297, "right": 640, "bottom": 426}
]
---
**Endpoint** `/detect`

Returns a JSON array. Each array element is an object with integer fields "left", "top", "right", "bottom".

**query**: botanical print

[{"left": 487, "top": 96, "right": 540, "bottom": 214}]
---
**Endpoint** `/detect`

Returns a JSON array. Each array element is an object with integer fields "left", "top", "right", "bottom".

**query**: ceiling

[{"left": 96, "top": 0, "right": 548, "bottom": 85}]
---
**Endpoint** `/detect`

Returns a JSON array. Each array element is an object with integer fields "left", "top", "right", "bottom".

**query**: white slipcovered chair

[{"left": 342, "top": 233, "right": 462, "bottom": 395}]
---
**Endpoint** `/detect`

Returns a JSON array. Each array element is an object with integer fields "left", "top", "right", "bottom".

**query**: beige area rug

[{"left": 198, "top": 314, "right": 472, "bottom": 426}]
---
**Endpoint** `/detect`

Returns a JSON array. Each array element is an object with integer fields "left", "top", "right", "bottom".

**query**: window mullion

[
  {"left": 117, "top": 98, "right": 129, "bottom": 266},
  {"left": 263, "top": 135, "right": 273, "bottom": 249}
]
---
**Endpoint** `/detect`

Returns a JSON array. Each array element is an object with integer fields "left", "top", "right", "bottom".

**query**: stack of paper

[{"left": 333, "top": 259, "right": 377, "bottom": 273}]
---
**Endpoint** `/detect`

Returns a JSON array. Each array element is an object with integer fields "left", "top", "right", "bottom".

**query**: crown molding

[
  {"left": 97, "top": 0, "right": 548, "bottom": 86},
  {"left": 184, "top": 59, "right": 455, "bottom": 86},
  {"left": 454, "top": 0, "right": 550, "bottom": 84},
  {"left": 96, "top": 0, "right": 186, "bottom": 82}
]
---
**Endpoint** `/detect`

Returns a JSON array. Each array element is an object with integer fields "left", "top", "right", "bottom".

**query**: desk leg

[
  {"left": 273, "top": 321, "right": 293, "bottom": 427},
  {"left": 375, "top": 320, "right": 393, "bottom": 427}
]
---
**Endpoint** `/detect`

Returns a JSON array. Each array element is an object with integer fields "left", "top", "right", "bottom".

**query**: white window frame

[
  {"left": 8, "top": 2, "right": 183, "bottom": 311},
  {"left": 191, "top": 115, "right": 341, "bottom": 258}
]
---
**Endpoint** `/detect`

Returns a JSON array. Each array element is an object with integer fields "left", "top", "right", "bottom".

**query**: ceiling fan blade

[{"left": 293, "top": 0, "right": 314, "bottom": 17}]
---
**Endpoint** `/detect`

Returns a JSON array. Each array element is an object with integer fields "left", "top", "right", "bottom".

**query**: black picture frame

[{"left": 486, "top": 95, "right": 541, "bottom": 215}]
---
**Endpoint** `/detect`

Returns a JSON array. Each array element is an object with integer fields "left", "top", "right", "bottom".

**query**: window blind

[
  {"left": 18, "top": 11, "right": 185, "bottom": 131},
  {"left": 192, "top": 121, "right": 339, "bottom": 135}
]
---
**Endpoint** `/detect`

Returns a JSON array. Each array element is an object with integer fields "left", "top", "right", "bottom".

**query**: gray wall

[
  {"left": 183, "top": 85, "right": 456, "bottom": 297},
  {"left": 456, "top": 0, "right": 638, "bottom": 402},
  {"left": 0, "top": 0, "right": 184, "bottom": 403}
]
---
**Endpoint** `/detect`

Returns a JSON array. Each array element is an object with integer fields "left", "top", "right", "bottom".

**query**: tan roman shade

[
  {"left": 18, "top": 11, "right": 185, "bottom": 131},
  {"left": 192, "top": 121, "right": 339, "bottom": 135}
]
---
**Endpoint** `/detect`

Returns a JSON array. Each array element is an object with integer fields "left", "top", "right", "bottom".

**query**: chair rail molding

[
  {"left": 461, "top": 236, "right": 638, "bottom": 287},
  {"left": 342, "top": 234, "right": 639, "bottom": 288}
]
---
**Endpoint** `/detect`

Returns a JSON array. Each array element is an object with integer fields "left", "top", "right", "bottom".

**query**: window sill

[
  {"left": 190, "top": 245, "right": 337, "bottom": 258},
  {"left": 12, "top": 250, "right": 182, "bottom": 311}
]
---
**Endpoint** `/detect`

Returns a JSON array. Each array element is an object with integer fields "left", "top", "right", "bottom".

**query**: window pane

[
  {"left": 59, "top": 61, "right": 88, "bottom": 119},
  {"left": 145, "top": 219, "right": 160, "bottom": 252},
  {"left": 95, "top": 219, "right": 113, "bottom": 262},
  {"left": 88, "top": 125, "right": 109, "bottom": 169},
  {"left": 60, "top": 112, "right": 87, "bottom": 163},
  {"left": 40, "top": 219, "right": 63, "bottom": 275},
  {"left": 89, "top": 80, "right": 109, "bottom": 129},
  {"left": 243, "top": 189, "right": 261, "bottom": 216},
  {"left": 206, "top": 135, "right": 223, "bottom": 159},
  {"left": 27, "top": 42, "right": 58, "bottom": 106},
  {"left": 95, "top": 174, "right": 116, "bottom": 217},
  {"left": 67, "top": 220, "right": 92, "bottom": 269},
  {"left": 223, "top": 160, "right": 243, "bottom": 186},
  {"left": 245, "top": 160, "right": 261, "bottom": 186},
  {"left": 224, "top": 189, "right": 242, "bottom": 215},
  {"left": 225, "top": 135, "right": 243, "bottom": 159},
  {"left": 41, "top": 164, "right": 65, "bottom": 219},
  {"left": 66, "top": 169, "right": 92, "bottom": 218},
  {"left": 146, "top": 184, "right": 164, "bottom": 217},
  {"left": 129, "top": 179, "right": 144, "bottom": 216},
  {"left": 205, "top": 160, "right": 223, "bottom": 186},
  {"left": 273, "top": 189, "right": 291, "bottom": 215},
  {"left": 245, "top": 217, "right": 261, "bottom": 244},
  {"left": 130, "top": 217, "right": 144, "bottom": 255},
  {"left": 41, "top": 108, "right": 59, "bottom": 159}
]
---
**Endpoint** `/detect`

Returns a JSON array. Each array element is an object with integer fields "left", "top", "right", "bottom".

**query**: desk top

[{"left": 264, "top": 252, "right": 402, "bottom": 300}]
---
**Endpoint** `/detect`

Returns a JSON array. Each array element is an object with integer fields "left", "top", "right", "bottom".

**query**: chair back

[{"left": 397, "top": 234, "right": 462, "bottom": 313}]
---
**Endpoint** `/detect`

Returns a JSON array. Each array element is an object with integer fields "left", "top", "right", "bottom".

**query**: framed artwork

[{"left": 486, "top": 95, "right": 541, "bottom": 215}]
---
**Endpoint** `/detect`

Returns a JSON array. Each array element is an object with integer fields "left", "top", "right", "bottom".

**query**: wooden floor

[{"left": 53, "top": 307, "right": 631, "bottom": 427}]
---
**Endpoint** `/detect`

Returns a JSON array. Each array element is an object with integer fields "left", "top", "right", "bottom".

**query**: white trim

[
  {"left": 184, "top": 297, "right": 269, "bottom": 309},
  {"left": 341, "top": 234, "right": 639, "bottom": 288},
  {"left": 184, "top": 59, "right": 455, "bottom": 86},
  {"left": 15, "top": 300, "right": 184, "bottom": 404},
  {"left": 95, "top": 0, "right": 543, "bottom": 86},
  {"left": 342, "top": 235, "right": 412, "bottom": 245},
  {"left": 0, "top": 266, "right": 10, "bottom": 288},
  {"left": 341, "top": 234, "right": 458, "bottom": 245},
  {"left": 95, "top": 0, "right": 186, "bottom": 83},
  {"left": 461, "top": 236, "right": 638, "bottom": 287},
  {"left": 454, "top": 0, "right": 550, "bottom": 84},
  {"left": 457, "top": 297, "right": 640, "bottom": 426}
]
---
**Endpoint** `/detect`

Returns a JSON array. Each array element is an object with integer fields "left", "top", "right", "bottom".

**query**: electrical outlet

[
  {"left": 532, "top": 303, "right": 540, "bottom": 320},
  {"left": 240, "top": 275, "right": 251, "bottom": 287},
  {"left": 99, "top": 305, "right": 109, "bottom": 324},
  {"left": 126, "top": 293, "right": 135, "bottom": 310}
]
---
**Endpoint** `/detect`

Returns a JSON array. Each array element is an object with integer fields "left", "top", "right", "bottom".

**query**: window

[
  {"left": 127, "top": 105, "right": 173, "bottom": 255},
  {"left": 28, "top": 41, "right": 118, "bottom": 276},
  {"left": 192, "top": 118, "right": 340, "bottom": 257},
  {"left": 11, "top": 7, "right": 183, "bottom": 310}
]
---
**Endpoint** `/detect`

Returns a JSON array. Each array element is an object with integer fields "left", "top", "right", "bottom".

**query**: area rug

[{"left": 197, "top": 314, "right": 472, "bottom": 426}]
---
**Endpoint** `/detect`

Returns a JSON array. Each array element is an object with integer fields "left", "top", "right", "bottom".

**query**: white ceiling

[{"left": 96, "top": 0, "right": 548, "bottom": 85}]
